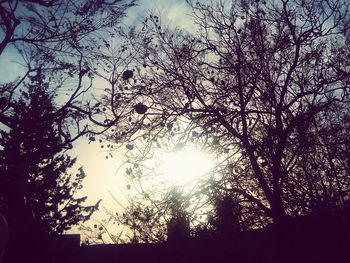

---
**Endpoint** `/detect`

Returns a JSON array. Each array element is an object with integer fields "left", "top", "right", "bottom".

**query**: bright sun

[{"left": 158, "top": 147, "right": 214, "bottom": 185}]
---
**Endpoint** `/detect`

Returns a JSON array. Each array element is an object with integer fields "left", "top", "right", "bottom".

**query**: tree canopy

[
  {"left": 2, "top": 0, "right": 350, "bottom": 246},
  {"left": 87, "top": 0, "right": 350, "bottom": 241},
  {"left": 0, "top": 0, "right": 137, "bottom": 55},
  {"left": 0, "top": 0, "right": 137, "bottom": 139}
]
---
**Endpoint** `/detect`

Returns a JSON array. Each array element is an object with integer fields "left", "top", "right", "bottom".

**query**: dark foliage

[
  {"left": 122, "top": 70, "right": 134, "bottom": 81},
  {"left": 134, "top": 103, "right": 148, "bottom": 114},
  {"left": 0, "top": 71, "right": 100, "bottom": 235},
  {"left": 0, "top": 0, "right": 137, "bottom": 55}
]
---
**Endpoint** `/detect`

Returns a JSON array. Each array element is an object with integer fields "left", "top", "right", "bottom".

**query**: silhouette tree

[
  {"left": 166, "top": 188, "right": 190, "bottom": 243},
  {"left": 95, "top": 0, "right": 350, "bottom": 230},
  {"left": 283, "top": 102, "right": 350, "bottom": 216},
  {"left": 0, "top": 0, "right": 137, "bottom": 141},
  {"left": 0, "top": 0, "right": 137, "bottom": 55},
  {"left": 210, "top": 195, "right": 242, "bottom": 237},
  {"left": 87, "top": 181, "right": 196, "bottom": 244},
  {"left": 0, "top": 71, "right": 100, "bottom": 236},
  {"left": 102, "top": 187, "right": 188, "bottom": 244}
]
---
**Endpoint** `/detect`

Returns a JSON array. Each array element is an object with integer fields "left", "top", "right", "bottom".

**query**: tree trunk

[
  {"left": 270, "top": 195, "right": 289, "bottom": 262},
  {"left": 270, "top": 194, "right": 287, "bottom": 227}
]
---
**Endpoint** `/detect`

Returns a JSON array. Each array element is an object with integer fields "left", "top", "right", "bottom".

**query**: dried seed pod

[{"left": 134, "top": 103, "right": 148, "bottom": 114}]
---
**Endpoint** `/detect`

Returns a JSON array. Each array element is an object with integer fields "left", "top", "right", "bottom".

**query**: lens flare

[{"left": 159, "top": 147, "right": 213, "bottom": 185}]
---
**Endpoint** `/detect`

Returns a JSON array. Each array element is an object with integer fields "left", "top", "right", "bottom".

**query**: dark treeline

[{"left": 1, "top": 0, "right": 350, "bottom": 262}]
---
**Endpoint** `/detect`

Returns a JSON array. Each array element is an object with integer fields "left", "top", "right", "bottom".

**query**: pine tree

[{"left": 0, "top": 71, "right": 99, "bottom": 235}]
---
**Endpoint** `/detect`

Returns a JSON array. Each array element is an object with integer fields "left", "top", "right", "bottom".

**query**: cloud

[
  {"left": 122, "top": 0, "right": 195, "bottom": 32},
  {"left": 0, "top": 41, "right": 26, "bottom": 84}
]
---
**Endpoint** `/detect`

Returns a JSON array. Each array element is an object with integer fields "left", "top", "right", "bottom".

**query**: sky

[
  {"left": 68, "top": 1, "right": 205, "bottom": 239},
  {"left": 65, "top": 0, "right": 202, "bottom": 236},
  {"left": 0, "top": 0, "right": 207, "bottom": 240},
  {"left": 0, "top": 0, "right": 348, "bottom": 243},
  {"left": 0, "top": 0, "right": 193, "bottom": 189},
  {"left": 124, "top": 0, "right": 194, "bottom": 29},
  {"left": 71, "top": 0, "right": 197, "bottom": 215}
]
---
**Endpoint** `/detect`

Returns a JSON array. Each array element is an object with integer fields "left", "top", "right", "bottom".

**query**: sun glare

[{"left": 159, "top": 147, "right": 214, "bottom": 185}]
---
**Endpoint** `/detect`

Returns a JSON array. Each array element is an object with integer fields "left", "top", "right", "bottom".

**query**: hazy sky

[
  {"left": 77, "top": 0, "right": 193, "bottom": 194},
  {"left": 125, "top": 0, "right": 193, "bottom": 28}
]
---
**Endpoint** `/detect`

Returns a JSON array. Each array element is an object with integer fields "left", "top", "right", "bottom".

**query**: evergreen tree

[{"left": 0, "top": 71, "right": 100, "bottom": 234}]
